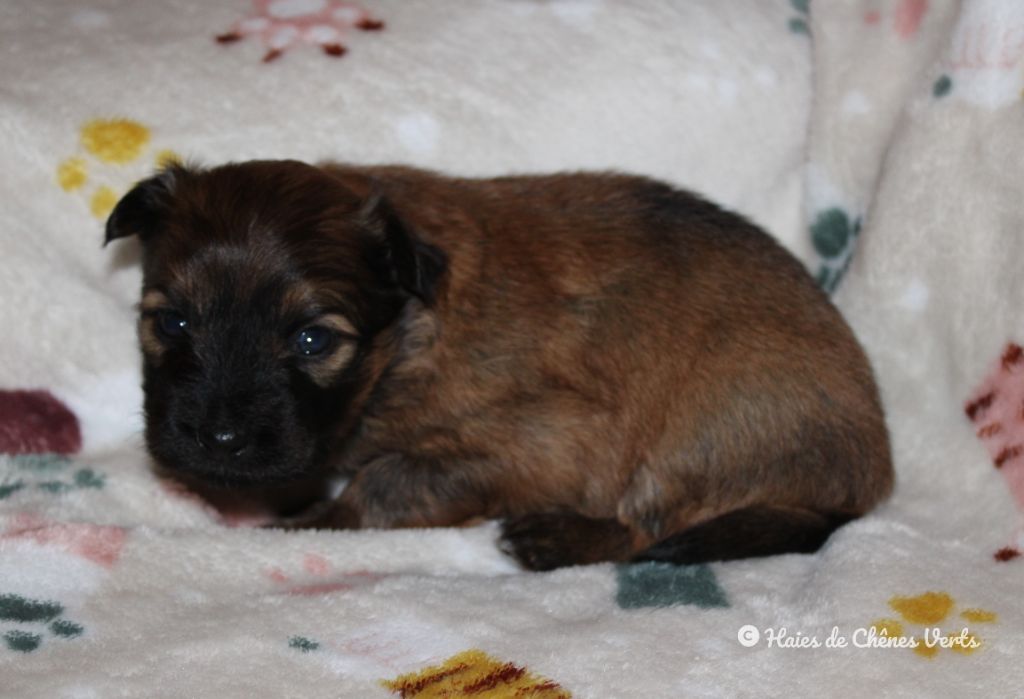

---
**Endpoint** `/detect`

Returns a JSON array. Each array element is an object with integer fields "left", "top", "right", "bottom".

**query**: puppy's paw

[
  {"left": 500, "top": 513, "right": 576, "bottom": 571},
  {"left": 500, "top": 512, "right": 633, "bottom": 571},
  {"left": 263, "top": 500, "right": 359, "bottom": 531}
]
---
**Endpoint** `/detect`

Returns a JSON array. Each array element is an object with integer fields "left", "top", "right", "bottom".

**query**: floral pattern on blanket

[
  {"left": 966, "top": 342, "right": 1024, "bottom": 561},
  {"left": 870, "top": 591, "right": 997, "bottom": 659},
  {"left": 216, "top": 0, "right": 384, "bottom": 62},
  {"left": 1, "top": 455, "right": 105, "bottom": 501},
  {"left": 382, "top": 649, "right": 570, "bottom": 698},
  {"left": 56, "top": 118, "right": 179, "bottom": 219},
  {"left": 265, "top": 553, "right": 386, "bottom": 596},
  {"left": 3, "top": 0, "right": 1024, "bottom": 695},
  {"left": 0, "top": 391, "right": 81, "bottom": 456},
  {"left": 0, "top": 517, "right": 124, "bottom": 656},
  {"left": 0, "top": 393, "right": 125, "bottom": 657}
]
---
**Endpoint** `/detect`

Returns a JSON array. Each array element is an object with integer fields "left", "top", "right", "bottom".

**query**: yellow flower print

[
  {"left": 382, "top": 649, "right": 570, "bottom": 698},
  {"left": 89, "top": 186, "right": 120, "bottom": 219},
  {"left": 56, "top": 118, "right": 181, "bottom": 219},
  {"left": 56, "top": 157, "right": 89, "bottom": 192},
  {"left": 889, "top": 591, "right": 954, "bottom": 626},
  {"left": 869, "top": 591, "right": 996, "bottom": 660},
  {"left": 80, "top": 119, "right": 150, "bottom": 164}
]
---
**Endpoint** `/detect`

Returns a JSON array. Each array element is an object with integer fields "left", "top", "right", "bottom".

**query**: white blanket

[{"left": 2, "top": 1, "right": 1022, "bottom": 696}]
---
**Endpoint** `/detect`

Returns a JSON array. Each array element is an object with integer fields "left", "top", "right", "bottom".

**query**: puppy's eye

[
  {"left": 156, "top": 310, "right": 188, "bottom": 339},
  {"left": 294, "top": 326, "right": 334, "bottom": 357}
]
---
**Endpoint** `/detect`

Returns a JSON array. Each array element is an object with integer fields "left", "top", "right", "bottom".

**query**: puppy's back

[{"left": 326, "top": 165, "right": 893, "bottom": 557}]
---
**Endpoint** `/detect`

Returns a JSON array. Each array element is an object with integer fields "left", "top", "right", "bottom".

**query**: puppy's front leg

[{"left": 278, "top": 453, "right": 490, "bottom": 531}]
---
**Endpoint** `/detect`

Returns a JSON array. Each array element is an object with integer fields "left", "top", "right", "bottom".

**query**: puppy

[{"left": 105, "top": 160, "right": 893, "bottom": 570}]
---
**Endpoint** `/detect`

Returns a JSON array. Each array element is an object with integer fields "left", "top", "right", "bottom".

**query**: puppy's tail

[{"left": 634, "top": 506, "right": 855, "bottom": 565}]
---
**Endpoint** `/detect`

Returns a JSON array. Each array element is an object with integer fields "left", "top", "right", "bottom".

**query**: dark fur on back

[{"left": 105, "top": 160, "right": 893, "bottom": 569}]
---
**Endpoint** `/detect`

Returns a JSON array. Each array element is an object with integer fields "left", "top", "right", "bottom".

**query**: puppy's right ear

[{"left": 103, "top": 166, "right": 183, "bottom": 247}]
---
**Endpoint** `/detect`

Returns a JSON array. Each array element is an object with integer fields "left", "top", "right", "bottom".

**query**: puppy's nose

[{"left": 196, "top": 427, "right": 248, "bottom": 456}]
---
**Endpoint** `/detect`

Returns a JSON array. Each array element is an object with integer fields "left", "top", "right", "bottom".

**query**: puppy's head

[{"left": 105, "top": 160, "right": 445, "bottom": 486}]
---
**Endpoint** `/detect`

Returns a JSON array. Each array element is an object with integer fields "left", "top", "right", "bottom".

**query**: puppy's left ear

[
  {"left": 103, "top": 166, "right": 185, "bottom": 246},
  {"left": 361, "top": 194, "right": 447, "bottom": 305}
]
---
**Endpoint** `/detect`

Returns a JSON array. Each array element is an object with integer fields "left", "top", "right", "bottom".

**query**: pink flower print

[
  {"left": 894, "top": 0, "right": 928, "bottom": 40},
  {"left": 965, "top": 342, "right": 1024, "bottom": 561},
  {"left": 2, "top": 514, "right": 126, "bottom": 568},
  {"left": 216, "top": 0, "right": 384, "bottom": 62},
  {"left": 264, "top": 553, "right": 384, "bottom": 596}
]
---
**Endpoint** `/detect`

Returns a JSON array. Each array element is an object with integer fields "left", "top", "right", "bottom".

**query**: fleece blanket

[{"left": 2, "top": 0, "right": 1023, "bottom": 696}]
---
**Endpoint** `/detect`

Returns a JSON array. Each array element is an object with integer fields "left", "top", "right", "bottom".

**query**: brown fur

[{"left": 105, "top": 160, "right": 894, "bottom": 570}]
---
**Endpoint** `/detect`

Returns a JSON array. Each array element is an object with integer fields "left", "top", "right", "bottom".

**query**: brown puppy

[{"left": 105, "top": 160, "right": 893, "bottom": 570}]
